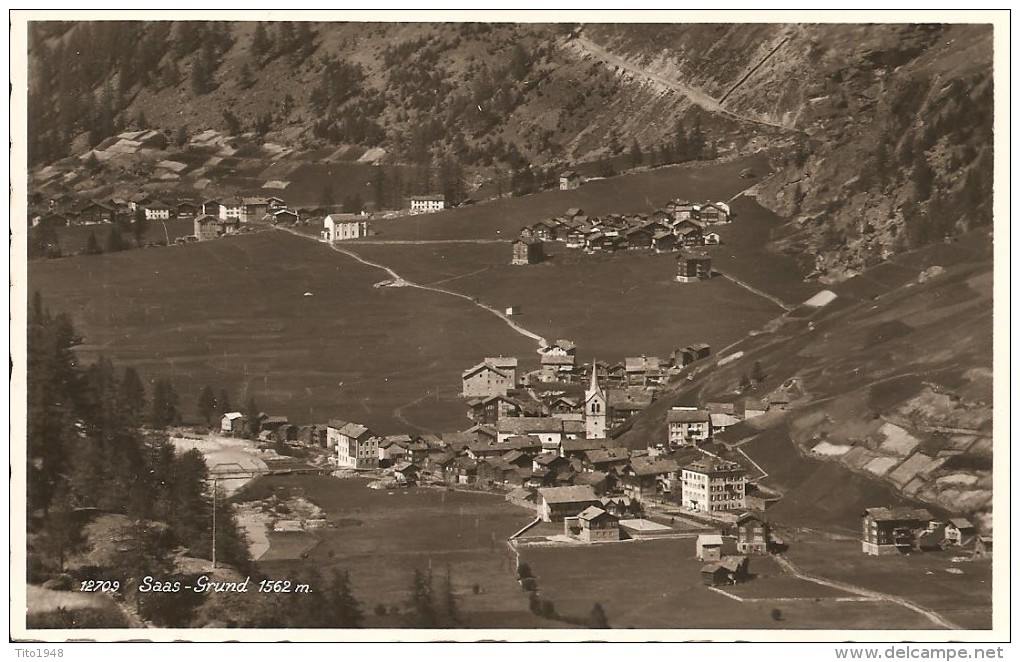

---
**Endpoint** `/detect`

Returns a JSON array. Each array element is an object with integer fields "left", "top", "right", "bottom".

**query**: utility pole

[{"left": 211, "top": 475, "right": 217, "bottom": 571}]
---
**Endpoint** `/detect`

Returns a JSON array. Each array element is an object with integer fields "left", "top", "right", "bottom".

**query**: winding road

[{"left": 276, "top": 226, "right": 548, "bottom": 349}]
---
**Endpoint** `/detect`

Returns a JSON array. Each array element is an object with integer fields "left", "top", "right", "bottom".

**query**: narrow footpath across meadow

[
  {"left": 275, "top": 226, "right": 548, "bottom": 349},
  {"left": 771, "top": 555, "right": 961, "bottom": 630}
]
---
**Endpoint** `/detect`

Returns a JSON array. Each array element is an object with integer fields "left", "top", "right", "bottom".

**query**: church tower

[{"left": 585, "top": 363, "right": 607, "bottom": 440}]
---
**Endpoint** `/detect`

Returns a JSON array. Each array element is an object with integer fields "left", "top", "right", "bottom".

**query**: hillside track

[
  {"left": 773, "top": 555, "right": 961, "bottom": 630},
  {"left": 274, "top": 226, "right": 548, "bottom": 349},
  {"left": 570, "top": 34, "right": 797, "bottom": 133}
]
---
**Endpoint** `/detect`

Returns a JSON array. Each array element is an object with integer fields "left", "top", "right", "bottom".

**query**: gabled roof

[
  {"left": 625, "top": 357, "right": 662, "bottom": 372},
  {"left": 577, "top": 506, "right": 616, "bottom": 522},
  {"left": 698, "top": 534, "right": 724, "bottom": 547},
  {"left": 948, "top": 518, "right": 975, "bottom": 529},
  {"left": 629, "top": 457, "right": 680, "bottom": 477},
  {"left": 462, "top": 361, "right": 509, "bottom": 380},
  {"left": 338, "top": 422, "right": 371, "bottom": 439},
  {"left": 735, "top": 511, "right": 768, "bottom": 525},
  {"left": 222, "top": 412, "right": 244, "bottom": 421},
  {"left": 503, "top": 435, "right": 543, "bottom": 451},
  {"left": 685, "top": 459, "right": 745, "bottom": 474},
  {"left": 496, "top": 417, "right": 564, "bottom": 434},
  {"left": 718, "top": 556, "right": 748, "bottom": 572},
  {"left": 585, "top": 448, "right": 631, "bottom": 464},
  {"left": 327, "top": 418, "right": 351, "bottom": 430},
  {"left": 863, "top": 507, "right": 933, "bottom": 522},
  {"left": 502, "top": 450, "right": 526, "bottom": 463},
  {"left": 534, "top": 453, "right": 563, "bottom": 466},
  {"left": 666, "top": 409, "right": 711, "bottom": 423},
  {"left": 574, "top": 470, "right": 609, "bottom": 487},
  {"left": 561, "top": 438, "right": 610, "bottom": 453},
  {"left": 537, "top": 485, "right": 598, "bottom": 504}
]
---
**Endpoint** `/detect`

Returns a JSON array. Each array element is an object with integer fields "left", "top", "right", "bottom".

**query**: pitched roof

[
  {"left": 949, "top": 518, "right": 975, "bottom": 529},
  {"left": 630, "top": 457, "right": 680, "bottom": 476},
  {"left": 685, "top": 459, "right": 745, "bottom": 474},
  {"left": 625, "top": 357, "right": 662, "bottom": 372},
  {"left": 561, "top": 438, "right": 611, "bottom": 453},
  {"left": 698, "top": 534, "right": 724, "bottom": 547},
  {"left": 338, "top": 422, "right": 370, "bottom": 438},
  {"left": 537, "top": 485, "right": 598, "bottom": 504},
  {"left": 666, "top": 408, "right": 711, "bottom": 423},
  {"left": 534, "top": 453, "right": 563, "bottom": 466},
  {"left": 222, "top": 412, "right": 244, "bottom": 421},
  {"left": 863, "top": 507, "right": 933, "bottom": 522},
  {"left": 573, "top": 471, "right": 609, "bottom": 487},
  {"left": 577, "top": 506, "right": 616, "bottom": 522},
  {"left": 327, "top": 418, "right": 351, "bottom": 430},
  {"left": 586, "top": 448, "right": 631, "bottom": 464},
  {"left": 462, "top": 361, "right": 509, "bottom": 380},
  {"left": 711, "top": 413, "right": 742, "bottom": 428},
  {"left": 502, "top": 450, "right": 526, "bottom": 463},
  {"left": 496, "top": 417, "right": 564, "bottom": 434},
  {"left": 503, "top": 435, "right": 543, "bottom": 451},
  {"left": 718, "top": 556, "right": 748, "bottom": 572}
]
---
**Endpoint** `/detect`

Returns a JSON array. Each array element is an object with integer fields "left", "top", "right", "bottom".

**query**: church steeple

[{"left": 585, "top": 361, "right": 607, "bottom": 440}]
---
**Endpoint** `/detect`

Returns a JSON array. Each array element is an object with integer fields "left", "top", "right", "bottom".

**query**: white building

[
  {"left": 680, "top": 459, "right": 747, "bottom": 513},
  {"left": 667, "top": 407, "right": 712, "bottom": 447},
  {"left": 328, "top": 419, "right": 379, "bottom": 469},
  {"left": 584, "top": 367, "right": 607, "bottom": 440},
  {"left": 220, "top": 412, "right": 245, "bottom": 435},
  {"left": 323, "top": 214, "right": 369, "bottom": 242},
  {"left": 409, "top": 195, "right": 446, "bottom": 213},
  {"left": 144, "top": 201, "right": 173, "bottom": 221},
  {"left": 219, "top": 200, "right": 245, "bottom": 222}
]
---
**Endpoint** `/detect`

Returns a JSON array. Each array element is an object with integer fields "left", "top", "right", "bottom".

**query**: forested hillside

[{"left": 25, "top": 20, "right": 995, "bottom": 278}]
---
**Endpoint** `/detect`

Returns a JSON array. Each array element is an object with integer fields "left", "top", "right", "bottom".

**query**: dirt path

[
  {"left": 276, "top": 226, "right": 548, "bottom": 349},
  {"left": 773, "top": 554, "right": 961, "bottom": 630},
  {"left": 716, "top": 271, "right": 793, "bottom": 311},
  {"left": 345, "top": 239, "right": 508, "bottom": 245},
  {"left": 570, "top": 34, "right": 795, "bottom": 133}
]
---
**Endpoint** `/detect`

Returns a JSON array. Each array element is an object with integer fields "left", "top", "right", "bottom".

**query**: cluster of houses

[
  {"left": 860, "top": 507, "right": 990, "bottom": 558},
  {"left": 513, "top": 200, "right": 729, "bottom": 258},
  {"left": 464, "top": 341, "right": 711, "bottom": 393}
]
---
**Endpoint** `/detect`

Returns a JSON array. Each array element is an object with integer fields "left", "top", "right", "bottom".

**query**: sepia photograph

[{"left": 9, "top": 8, "right": 1009, "bottom": 648}]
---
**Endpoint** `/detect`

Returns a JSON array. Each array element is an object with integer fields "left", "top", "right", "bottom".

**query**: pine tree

[
  {"left": 132, "top": 207, "right": 149, "bottom": 246},
  {"left": 439, "top": 566, "right": 460, "bottom": 626},
  {"left": 629, "top": 138, "right": 644, "bottom": 168},
  {"left": 244, "top": 396, "right": 260, "bottom": 437},
  {"left": 106, "top": 225, "right": 128, "bottom": 252},
  {"left": 327, "top": 569, "right": 363, "bottom": 627},
  {"left": 587, "top": 602, "right": 609, "bottom": 628},
  {"left": 740, "top": 374, "right": 752, "bottom": 391},
  {"left": 912, "top": 152, "right": 935, "bottom": 201},
  {"left": 197, "top": 386, "right": 217, "bottom": 426},
  {"left": 407, "top": 568, "right": 437, "bottom": 628},
  {"left": 118, "top": 367, "right": 146, "bottom": 423},
  {"left": 217, "top": 389, "right": 231, "bottom": 415},
  {"left": 751, "top": 361, "right": 766, "bottom": 385},
  {"left": 238, "top": 62, "right": 255, "bottom": 90},
  {"left": 175, "top": 124, "right": 189, "bottom": 147},
  {"left": 85, "top": 231, "right": 103, "bottom": 255},
  {"left": 251, "top": 23, "right": 271, "bottom": 66},
  {"left": 150, "top": 379, "right": 181, "bottom": 428}
]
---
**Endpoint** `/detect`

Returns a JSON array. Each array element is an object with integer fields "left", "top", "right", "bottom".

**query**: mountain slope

[
  {"left": 616, "top": 230, "right": 993, "bottom": 529},
  {"left": 26, "top": 21, "right": 994, "bottom": 278}
]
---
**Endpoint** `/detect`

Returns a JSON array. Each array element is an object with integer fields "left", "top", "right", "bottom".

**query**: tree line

[{"left": 26, "top": 294, "right": 252, "bottom": 618}]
